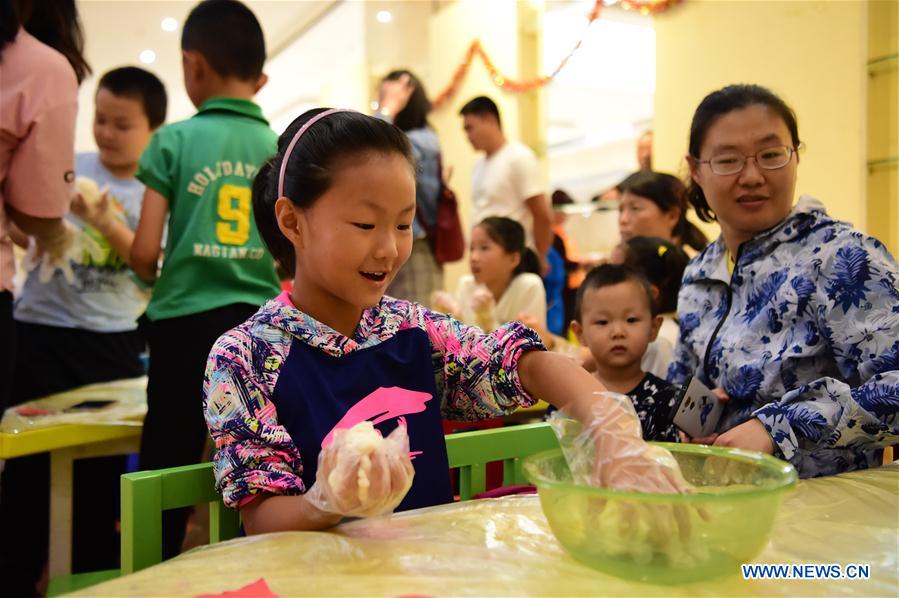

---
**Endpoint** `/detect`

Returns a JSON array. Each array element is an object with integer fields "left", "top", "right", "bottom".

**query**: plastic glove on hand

[
  {"left": 589, "top": 392, "right": 690, "bottom": 494},
  {"left": 305, "top": 421, "right": 415, "bottom": 518},
  {"left": 23, "top": 222, "right": 77, "bottom": 284},
  {"left": 430, "top": 291, "right": 459, "bottom": 315},
  {"left": 25, "top": 224, "right": 105, "bottom": 284},
  {"left": 548, "top": 397, "right": 703, "bottom": 564},
  {"left": 548, "top": 393, "right": 690, "bottom": 494}
]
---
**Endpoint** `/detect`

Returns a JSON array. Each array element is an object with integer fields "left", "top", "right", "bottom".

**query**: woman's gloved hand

[
  {"left": 23, "top": 220, "right": 102, "bottom": 284},
  {"left": 304, "top": 421, "right": 415, "bottom": 518}
]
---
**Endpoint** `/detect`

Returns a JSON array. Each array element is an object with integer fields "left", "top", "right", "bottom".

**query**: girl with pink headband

[{"left": 202, "top": 108, "right": 689, "bottom": 533}]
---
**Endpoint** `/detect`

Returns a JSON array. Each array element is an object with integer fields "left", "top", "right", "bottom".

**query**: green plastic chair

[
  {"left": 47, "top": 462, "right": 237, "bottom": 595},
  {"left": 445, "top": 421, "right": 558, "bottom": 499},
  {"left": 119, "top": 462, "right": 241, "bottom": 575},
  {"left": 55, "top": 421, "right": 558, "bottom": 592}
]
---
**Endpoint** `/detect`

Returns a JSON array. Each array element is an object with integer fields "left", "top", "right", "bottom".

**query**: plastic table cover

[
  {"left": 80, "top": 463, "right": 898, "bottom": 597},
  {"left": 0, "top": 377, "right": 146, "bottom": 459},
  {"left": 0, "top": 376, "right": 146, "bottom": 434}
]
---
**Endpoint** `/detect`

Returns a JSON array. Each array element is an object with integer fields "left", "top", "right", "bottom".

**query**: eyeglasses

[{"left": 693, "top": 144, "right": 801, "bottom": 176}]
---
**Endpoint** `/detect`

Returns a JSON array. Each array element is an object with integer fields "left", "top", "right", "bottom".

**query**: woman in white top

[{"left": 433, "top": 216, "right": 546, "bottom": 331}]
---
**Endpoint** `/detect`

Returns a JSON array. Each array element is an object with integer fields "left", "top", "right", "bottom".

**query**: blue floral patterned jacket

[{"left": 668, "top": 196, "right": 899, "bottom": 477}]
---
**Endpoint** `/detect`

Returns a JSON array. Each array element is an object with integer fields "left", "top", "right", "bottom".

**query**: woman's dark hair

[
  {"left": 574, "top": 264, "right": 656, "bottom": 321},
  {"left": 551, "top": 189, "right": 575, "bottom": 208},
  {"left": 0, "top": 0, "right": 18, "bottom": 53},
  {"left": 476, "top": 216, "right": 541, "bottom": 277},
  {"left": 686, "top": 84, "right": 800, "bottom": 223},
  {"left": 252, "top": 108, "right": 415, "bottom": 273},
  {"left": 3, "top": 0, "right": 92, "bottom": 82},
  {"left": 383, "top": 70, "right": 431, "bottom": 132},
  {"left": 618, "top": 236, "right": 689, "bottom": 314},
  {"left": 619, "top": 170, "right": 708, "bottom": 252}
]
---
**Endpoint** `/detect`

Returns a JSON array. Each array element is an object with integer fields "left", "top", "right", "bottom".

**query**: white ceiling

[{"left": 75, "top": 0, "right": 335, "bottom": 151}]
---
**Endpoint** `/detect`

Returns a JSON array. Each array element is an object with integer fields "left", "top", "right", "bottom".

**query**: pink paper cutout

[{"left": 195, "top": 578, "right": 278, "bottom": 598}]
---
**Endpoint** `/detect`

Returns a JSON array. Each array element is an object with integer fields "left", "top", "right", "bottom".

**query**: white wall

[
  {"left": 653, "top": 0, "right": 869, "bottom": 234},
  {"left": 257, "top": 1, "right": 367, "bottom": 134}
]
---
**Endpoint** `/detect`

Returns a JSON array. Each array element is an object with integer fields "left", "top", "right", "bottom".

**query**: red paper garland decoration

[{"left": 430, "top": 0, "right": 681, "bottom": 110}]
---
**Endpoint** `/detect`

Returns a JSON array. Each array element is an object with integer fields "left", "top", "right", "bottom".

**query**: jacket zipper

[
  {"left": 701, "top": 244, "right": 743, "bottom": 381},
  {"left": 702, "top": 283, "right": 732, "bottom": 381}
]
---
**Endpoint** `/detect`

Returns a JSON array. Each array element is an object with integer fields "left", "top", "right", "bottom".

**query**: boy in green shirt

[{"left": 131, "top": 0, "right": 280, "bottom": 558}]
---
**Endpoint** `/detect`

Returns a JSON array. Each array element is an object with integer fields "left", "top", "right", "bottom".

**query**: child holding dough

[
  {"left": 431, "top": 216, "right": 546, "bottom": 332},
  {"left": 204, "top": 109, "right": 691, "bottom": 534}
]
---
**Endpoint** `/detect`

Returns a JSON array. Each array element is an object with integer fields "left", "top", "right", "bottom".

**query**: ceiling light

[
  {"left": 376, "top": 10, "right": 392, "bottom": 23},
  {"left": 139, "top": 49, "right": 156, "bottom": 64},
  {"left": 161, "top": 17, "right": 179, "bottom": 32}
]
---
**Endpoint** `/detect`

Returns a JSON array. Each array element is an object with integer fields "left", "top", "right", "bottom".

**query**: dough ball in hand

[{"left": 75, "top": 176, "right": 101, "bottom": 206}]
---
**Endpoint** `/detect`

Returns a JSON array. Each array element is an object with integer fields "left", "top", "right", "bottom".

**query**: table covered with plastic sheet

[
  {"left": 0, "top": 377, "right": 147, "bottom": 577},
  {"left": 0, "top": 375, "right": 147, "bottom": 455},
  {"left": 80, "top": 463, "right": 898, "bottom": 597}
]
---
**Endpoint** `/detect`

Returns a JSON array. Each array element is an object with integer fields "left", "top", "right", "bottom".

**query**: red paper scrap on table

[
  {"left": 15, "top": 406, "right": 54, "bottom": 417},
  {"left": 195, "top": 578, "right": 278, "bottom": 598}
]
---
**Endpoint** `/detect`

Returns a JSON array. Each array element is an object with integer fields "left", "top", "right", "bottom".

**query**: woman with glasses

[{"left": 668, "top": 83, "right": 898, "bottom": 478}]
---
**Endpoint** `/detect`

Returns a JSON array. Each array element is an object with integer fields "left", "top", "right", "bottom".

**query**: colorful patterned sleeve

[
  {"left": 203, "top": 325, "right": 306, "bottom": 508},
  {"left": 753, "top": 232, "right": 899, "bottom": 476},
  {"left": 409, "top": 304, "right": 546, "bottom": 421}
]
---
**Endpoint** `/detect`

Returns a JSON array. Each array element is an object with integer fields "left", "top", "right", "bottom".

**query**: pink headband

[{"left": 277, "top": 108, "right": 356, "bottom": 198}]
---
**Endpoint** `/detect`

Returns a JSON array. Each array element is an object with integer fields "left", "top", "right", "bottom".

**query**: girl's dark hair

[
  {"left": 252, "top": 108, "right": 415, "bottom": 273},
  {"left": 686, "top": 84, "right": 800, "bottom": 223},
  {"left": 574, "top": 264, "right": 656, "bottom": 321},
  {"left": 618, "top": 236, "right": 689, "bottom": 314},
  {"left": 477, "top": 216, "right": 541, "bottom": 277},
  {"left": 619, "top": 170, "right": 708, "bottom": 252},
  {"left": 383, "top": 69, "right": 431, "bottom": 132},
  {"left": 4, "top": 0, "right": 92, "bottom": 82}
]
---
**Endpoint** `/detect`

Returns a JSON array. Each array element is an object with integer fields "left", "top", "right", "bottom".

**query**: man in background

[{"left": 460, "top": 96, "right": 551, "bottom": 272}]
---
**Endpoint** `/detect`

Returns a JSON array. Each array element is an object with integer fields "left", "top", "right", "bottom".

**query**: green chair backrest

[
  {"left": 445, "top": 421, "right": 558, "bottom": 500},
  {"left": 121, "top": 422, "right": 558, "bottom": 574},
  {"left": 120, "top": 463, "right": 239, "bottom": 574}
]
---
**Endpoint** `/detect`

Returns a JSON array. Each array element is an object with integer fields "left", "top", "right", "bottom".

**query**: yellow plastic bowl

[{"left": 522, "top": 443, "right": 798, "bottom": 584}]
